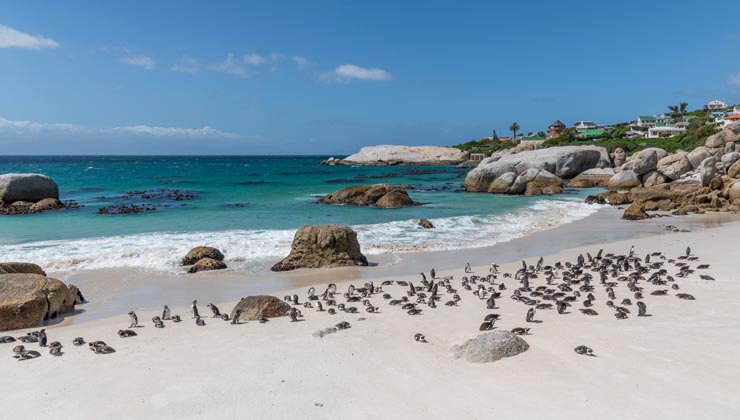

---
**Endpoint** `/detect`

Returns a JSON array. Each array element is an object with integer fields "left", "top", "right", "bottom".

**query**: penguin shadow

[{"left": 39, "top": 308, "right": 87, "bottom": 328}]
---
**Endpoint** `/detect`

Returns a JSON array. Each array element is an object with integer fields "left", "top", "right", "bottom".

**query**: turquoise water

[{"left": 0, "top": 156, "right": 600, "bottom": 272}]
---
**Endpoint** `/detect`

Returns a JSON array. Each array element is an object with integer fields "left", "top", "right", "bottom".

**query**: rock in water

[
  {"left": 271, "top": 225, "right": 368, "bottom": 271},
  {"left": 451, "top": 330, "right": 529, "bottom": 363},
  {"left": 0, "top": 173, "right": 59, "bottom": 203},
  {"left": 187, "top": 258, "right": 227, "bottom": 273},
  {"left": 418, "top": 218, "right": 434, "bottom": 229},
  {"left": 181, "top": 246, "right": 225, "bottom": 266},
  {"left": 320, "top": 184, "right": 415, "bottom": 208},
  {"left": 0, "top": 262, "right": 46, "bottom": 276},
  {"left": 331, "top": 145, "right": 469, "bottom": 166},
  {"left": 229, "top": 295, "right": 291, "bottom": 321},
  {"left": 0, "top": 273, "right": 80, "bottom": 331},
  {"left": 622, "top": 202, "right": 649, "bottom": 220}
]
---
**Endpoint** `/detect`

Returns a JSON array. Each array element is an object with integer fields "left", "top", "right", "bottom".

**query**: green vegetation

[
  {"left": 454, "top": 137, "right": 517, "bottom": 155},
  {"left": 509, "top": 122, "right": 519, "bottom": 140}
]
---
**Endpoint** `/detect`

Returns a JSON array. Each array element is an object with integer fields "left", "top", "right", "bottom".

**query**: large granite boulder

[
  {"left": 729, "top": 182, "right": 740, "bottom": 204},
  {"left": 0, "top": 273, "right": 79, "bottom": 331},
  {"left": 611, "top": 148, "right": 627, "bottom": 168},
  {"left": 187, "top": 258, "right": 227, "bottom": 274},
  {"left": 657, "top": 153, "right": 692, "bottom": 181},
  {"left": 465, "top": 146, "right": 610, "bottom": 192},
  {"left": 320, "top": 184, "right": 415, "bottom": 208},
  {"left": 622, "top": 148, "right": 666, "bottom": 176},
  {"left": 568, "top": 168, "right": 615, "bottom": 188},
  {"left": 705, "top": 131, "right": 727, "bottom": 148},
  {"left": 230, "top": 295, "right": 291, "bottom": 321},
  {"left": 332, "top": 145, "right": 469, "bottom": 166},
  {"left": 271, "top": 225, "right": 368, "bottom": 271},
  {"left": 687, "top": 147, "right": 711, "bottom": 169},
  {"left": 728, "top": 159, "right": 740, "bottom": 178},
  {"left": 181, "top": 246, "right": 225, "bottom": 266},
  {"left": 698, "top": 156, "right": 719, "bottom": 187},
  {"left": 29, "top": 198, "right": 62, "bottom": 212},
  {"left": 523, "top": 169, "right": 564, "bottom": 195},
  {"left": 608, "top": 170, "right": 641, "bottom": 190},
  {"left": 0, "top": 262, "right": 46, "bottom": 276},
  {"left": 642, "top": 171, "right": 667, "bottom": 188},
  {"left": 451, "top": 330, "right": 529, "bottom": 363},
  {"left": 622, "top": 202, "right": 649, "bottom": 220},
  {"left": 0, "top": 173, "right": 59, "bottom": 203}
]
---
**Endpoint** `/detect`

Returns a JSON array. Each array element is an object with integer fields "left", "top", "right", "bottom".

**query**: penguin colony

[{"left": 3, "top": 245, "right": 710, "bottom": 361}]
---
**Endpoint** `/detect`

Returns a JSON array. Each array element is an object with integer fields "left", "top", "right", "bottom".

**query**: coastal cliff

[{"left": 323, "top": 145, "right": 469, "bottom": 166}]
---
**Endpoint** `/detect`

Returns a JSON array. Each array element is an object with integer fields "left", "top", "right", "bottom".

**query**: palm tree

[
  {"left": 679, "top": 102, "right": 688, "bottom": 114},
  {"left": 667, "top": 105, "right": 679, "bottom": 115},
  {"left": 509, "top": 122, "right": 520, "bottom": 142}
]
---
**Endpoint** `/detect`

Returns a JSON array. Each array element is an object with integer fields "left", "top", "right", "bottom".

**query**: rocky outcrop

[
  {"left": 568, "top": 168, "right": 615, "bottom": 188},
  {"left": 181, "top": 246, "right": 225, "bottom": 266},
  {"left": 621, "top": 148, "right": 666, "bottom": 176},
  {"left": 657, "top": 153, "right": 692, "bottom": 180},
  {"left": 0, "top": 273, "right": 81, "bottom": 331},
  {"left": 320, "top": 184, "right": 416, "bottom": 208},
  {"left": 0, "top": 173, "right": 58, "bottom": 203},
  {"left": 451, "top": 330, "right": 529, "bottom": 363},
  {"left": 0, "top": 262, "right": 46, "bottom": 276},
  {"left": 327, "top": 145, "right": 469, "bottom": 166},
  {"left": 697, "top": 156, "right": 719, "bottom": 187},
  {"left": 687, "top": 147, "right": 711, "bottom": 169},
  {"left": 641, "top": 171, "right": 667, "bottom": 188},
  {"left": 230, "top": 295, "right": 291, "bottom": 321},
  {"left": 418, "top": 219, "right": 434, "bottom": 229},
  {"left": 271, "top": 225, "right": 368, "bottom": 271},
  {"left": 611, "top": 148, "right": 626, "bottom": 168},
  {"left": 187, "top": 258, "right": 227, "bottom": 274},
  {"left": 607, "top": 170, "right": 641, "bottom": 190},
  {"left": 622, "top": 202, "right": 649, "bottom": 220}
]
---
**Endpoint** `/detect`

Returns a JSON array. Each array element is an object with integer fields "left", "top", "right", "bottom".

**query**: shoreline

[
  {"left": 42, "top": 206, "right": 740, "bottom": 325},
  {"left": 2, "top": 207, "right": 740, "bottom": 419}
]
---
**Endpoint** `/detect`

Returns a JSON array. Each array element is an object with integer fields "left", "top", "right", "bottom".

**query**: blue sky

[{"left": 1, "top": 0, "right": 739, "bottom": 155}]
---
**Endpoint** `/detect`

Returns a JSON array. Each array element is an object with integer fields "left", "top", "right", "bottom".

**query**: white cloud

[
  {"left": 729, "top": 72, "right": 740, "bottom": 87},
  {"left": 0, "top": 24, "right": 59, "bottom": 49},
  {"left": 171, "top": 56, "right": 199, "bottom": 74},
  {"left": 209, "top": 53, "right": 247, "bottom": 77},
  {"left": 243, "top": 53, "right": 266, "bottom": 65},
  {"left": 0, "top": 116, "right": 243, "bottom": 140},
  {"left": 319, "top": 64, "right": 393, "bottom": 84},
  {"left": 291, "top": 55, "right": 309, "bottom": 70},
  {"left": 120, "top": 54, "right": 156, "bottom": 70}
]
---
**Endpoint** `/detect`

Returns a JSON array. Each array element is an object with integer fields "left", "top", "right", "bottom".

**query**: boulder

[
  {"left": 509, "top": 175, "right": 528, "bottom": 194},
  {"left": 607, "top": 170, "right": 641, "bottom": 190},
  {"left": 465, "top": 146, "right": 610, "bottom": 192},
  {"left": 657, "top": 154, "right": 692, "bottom": 181},
  {"left": 728, "top": 160, "right": 740, "bottom": 178},
  {"left": 187, "top": 258, "right": 227, "bottom": 274},
  {"left": 622, "top": 148, "right": 665, "bottom": 176},
  {"left": 598, "top": 191, "right": 631, "bottom": 205},
  {"left": 29, "top": 198, "right": 62, "bottom": 212},
  {"left": 641, "top": 171, "right": 667, "bottom": 188},
  {"left": 488, "top": 172, "right": 516, "bottom": 193},
  {"left": 687, "top": 147, "right": 711, "bottom": 169},
  {"left": 721, "top": 152, "right": 740, "bottom": 168},
  {"left": 622, "top": 202, "right": 649, "bottom": 220},
  {"left": 698, "top": 156, "right": 719, "bottom": 187},
  {"left": 725, "top": 121, "right": 740, "bottom": 143},
  {"left": 271, "top": 225, "right": 368, "bottom": 271},
  {"left": 418, "top": 219, "right": 434, "bottom": 229},
  {"left": 333, "top": 145, "right": 469, "bottom": 165},
  {"left": 611, "top": 148, "right": 626, "bottom": 167},
  {"left": 181, "top": 246, "right": 225, "bottom": 266},
  {"left": 0, "top": 173, "right": 59, "bottom": 203},
  {"left": 68, "top": 284, "right": 86, "bottom": 305},
  {"left": 705, "top": 131, "right": 727, "bottom": 148},
  {"left": 229, "top": 295, "right": 291, "bottom": 322},
  {"left": 451, "top": 330, "right": 529, "bottom": 363},
  {"left": 0, "top": 262, "right": 46, "bottom": 276},
  {"left": 320, "top": 184, "right": 416, "bottom": 208},
  {"left": 568, "top": 168, "right": 615, "bottom": 188},
  {"left": 629, "top": 187, "right": 678, "bottom": 203},
  {"left": 0, "top": 273, "right": 78, "bottom": 331}
]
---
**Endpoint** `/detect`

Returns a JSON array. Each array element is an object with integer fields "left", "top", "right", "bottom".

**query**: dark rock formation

[
  {"left": 320, "top": 184, "right": 416, "bottom": 208},
  {"left": 0, "top": 273, "right": 82, "bottom": 331},
  {"left": 181, "top": 246, "right": 225, "bottom": 266},
  {"left": 187, "top": 258, "right": 228, "bottom": 274}
]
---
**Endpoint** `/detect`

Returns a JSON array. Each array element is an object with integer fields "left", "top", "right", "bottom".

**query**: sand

[{"left": 2, "top": 209, "right": 740, "bottom": 419}]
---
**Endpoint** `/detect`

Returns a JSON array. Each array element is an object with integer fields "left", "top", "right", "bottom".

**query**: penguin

[
  {"left": 292, "top": 294, "right": 300, "bottom": 305},
  {"left": 336, "top": 321, "right": 351, "bottom": 330},
  {"left": 526, "top": 308, "right": 536, "bottom": 323},
  {"left": 327, "top": 308, "right": 336, "bottom": 315},
  {"left": 128, "top": 311, "right": 138, "bottom": 328},
  {"left": 118, "top": 329, "right": 137, "bottom": 338},
  {"left": 89, "top": 343, "right": 116, "bottom": 354},
  {"left": 258, "top": 313, "right": 268, "bottom": 323},
  {"left": 13, "top": 345, "right": 41, "bottom": 361},
  {"left": 676, "top": 293, "right": 695, "bottom": 300},
  {"left": 414, "top": 333, "right": 427, "bottom": 343},
  {"left": 686, "top": 246, "right": 691, "bottom": 257},
  {"left": 430, "top": 268, "right": 436, "bottom": 279},
  {"left": 486, "top": 295, "right": 496, "bottom": 309},
  {"left": 407, "top": 308, "right": 423, "bottom": 315},
  {"left": 49, "top": 342, "right": 63, "bottom": 356},
  {"left": 221, "top": 314, "right": 230, "bottom": 321},
  {"left": 37, "top": 329, "right": 47, "bottom": 347},
  {"left": 636, "top": 301, "right": 647, "bottom": 316},
  {"left": 579, "top": 308, "right": 598, "bottom": 316},
  {"left": 574, "top": 345, "right": 594, "bottom": 356},
  {"left": 191, "top": 300, "right": 200, "bottom": 318},
  {"left": 556, "top": 301, "right": 567, "bottom": 314},
  {"left": 231, "top": 309, "right": 242, "bottom": 324},
  {"left": 162, "top": 305, "right": 171, "bottom": 320},
  {"left": 172, "top": 315, "right": 182, "bottom": 322},
  {"left": 316, "top": 301, "right": 324, "bottom": 312},
  {"left": 289, "top": 307, "right": 301, "bottom": 322},
  {"left": 207, "top": 303, "right": 221, "bottom": 318},
  {"left": 479, "top": 321, "right": 494, "bottom": 331},
  {"left": 154, "top": 318, "right": 165, "bottom": 328},
  {"left": 195, "top": 316, "right": 206, "bottom": 326},
  {"left": 0, "top": 336, "right": 16, "bottom": 343},
  {"left": 511, "top": 327, "right": 530, "bottom": 335},
  {"left": 72, "top": 337, "right": 85, "bottom": 346}
]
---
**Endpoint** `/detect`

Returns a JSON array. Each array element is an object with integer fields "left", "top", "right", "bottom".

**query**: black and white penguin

[
  {"left": 171, "top": 315, "right": 182, "bottom": 322},
  {"left": 206, "top": 303, "right": 221, "bottom": 318},
  {"left": 289, "top": 307, "right": 301, "bottom": 322},
  {"left": 195, "top": 316, "right": 206, "bottom": 326},
  {"left": 511, "top": 327, "right": 530, "bottom": 335},
  {"left": 128, "top": 311, "right": 138, "bottom": 328},
  {"left": 37, "top": 329, "right": 47, "bottom": 347},
  {"left": 48, "top": 342, "right": 63, "bottom": 357},
  {"left": 162, "top": 305, "right": 171, "bottom": 320},
  {"left": 414, "top": 333, "right": 427, "bottom": 343},
  {"left": 72, "top": 337, "right": 85, "bottom": 346},
  {"left": 0, "top": 336, "right": 16, "bottom": 344},
  {"left": 636, "top": 301, "right": 647, "bottom": 316},
  {"left": 191, "top": 300, "right": 200, "bottom": 318},
  {"left": 118, "top": 329, "right": 137, "bottom": 338},
  {"left": 526, "top": 308, "right": 536, "bottom": 323},
  {"left": 231, "top": 309, "right": 242, "bottom": 324},
  {"left": 574, "top": 345, "right": 594, "bottom": 356}
]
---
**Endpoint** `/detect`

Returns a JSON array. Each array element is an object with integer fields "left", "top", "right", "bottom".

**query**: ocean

[{"left": 0, "top": 156, "right": 601, "bottom": 273}]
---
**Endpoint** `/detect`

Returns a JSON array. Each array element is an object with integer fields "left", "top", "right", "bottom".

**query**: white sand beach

[{"left": 2, "top": 210, "right": 740, "bottom": 420}]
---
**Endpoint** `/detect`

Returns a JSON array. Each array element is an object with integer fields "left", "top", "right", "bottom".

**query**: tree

[
  {"left": 537, "top": 131, "right": 546, "bottom": 138},
  {"left": 509, "top": 122, "right": 520, "bottom": 142},
  {"left": 668, "top": 105, "right": 679, "bottom": 115},
  {"left": 679, "top": 102, "right": 688, "bottom": 114}
]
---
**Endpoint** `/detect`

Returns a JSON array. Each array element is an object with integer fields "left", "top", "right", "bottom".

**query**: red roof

[{"left": 726, "top": 114, "right": 740, "bottom": 120}]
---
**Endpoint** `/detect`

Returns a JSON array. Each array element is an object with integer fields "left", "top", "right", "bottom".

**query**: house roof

[
  {"left": 549, "top": 120, "right": 566, "bottom": 128},
  {"left": 726, "top": 114, "right": 740, "bottom": 120},
  {"left": 639, "top": 116, "right": 656, "bottom": 121},
  {"left": 578, "top": 129, "right": 606, "bottom": 136},
  {"left": 521, "top": 135, "right": 545, "bottom": 141}
]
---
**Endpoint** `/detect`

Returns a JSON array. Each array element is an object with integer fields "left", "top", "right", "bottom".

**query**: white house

[
  {"left": 626, "top": 129, "right": 647, "bottom": 139},
  {"left": 734, "top": 105, "right": 740, "bottom": 114},
  {"left": 573, "top": 121, "right": 597, "bottom": 132},
  {"left": 706, "top": 100, "right": 727, "bottom": 111},
  {"left": 648, "top": 126, "right": 686, "bottom": 138},
  {"left": 636, "top": 116, "right": 656, "bottom": 128}
]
